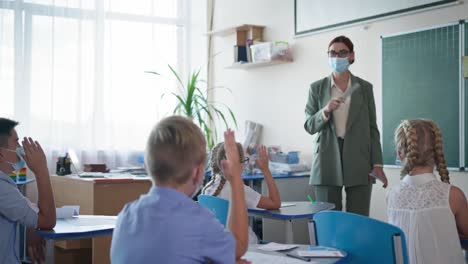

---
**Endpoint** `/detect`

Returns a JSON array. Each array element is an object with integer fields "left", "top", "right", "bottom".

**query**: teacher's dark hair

[{"left": 329, "top": 36, "right": 355, "bottom": 64}]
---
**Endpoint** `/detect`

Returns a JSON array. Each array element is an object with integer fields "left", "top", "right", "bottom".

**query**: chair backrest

[
  {"left": 311, "top": 211, "right": 409, "bottom": 264},
  {"left": 197, "top": 195, "right": 229, "bottom": 227}
]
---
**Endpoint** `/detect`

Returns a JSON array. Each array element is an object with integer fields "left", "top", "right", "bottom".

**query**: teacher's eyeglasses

[
  {"left": 241, "top": 157, "right": 250, "bottom": 164},
  {"left": 327, "top": 49, "right": 350, "bottom": 58}
]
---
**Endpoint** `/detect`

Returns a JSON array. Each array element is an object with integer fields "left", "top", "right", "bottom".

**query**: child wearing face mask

[
  {"left": 202, "top": 143, "right": 281, "bottom": 244},
  {"left": 0, "top": 118, "right": 56, "bottom": 264},
  {"left": 111, "top": 116, "right": 249, "bottom": 263},
  {"left": 387, "top": 119, "right": 468, "bottom": 264}
]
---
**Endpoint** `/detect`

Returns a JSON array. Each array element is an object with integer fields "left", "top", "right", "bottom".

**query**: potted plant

[{"left": 146, "top": 64, "right": 237, "bottom": 149}]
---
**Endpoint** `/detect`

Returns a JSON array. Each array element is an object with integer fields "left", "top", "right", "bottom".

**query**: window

[
  {"left": 0, "top": 8, "right": 14, "bottom": 117},
  {"left": 0, "top": 0, "right": 188, "bottom": 167}
]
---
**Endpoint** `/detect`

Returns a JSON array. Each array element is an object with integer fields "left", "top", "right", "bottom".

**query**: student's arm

[
  {"left": 255, "top": 146, "right": 280, "bottom": 210},
  {"left": 221, "top": 130, "right": 248, "bottom": 259},
  {"left": 26, "top": 228, "right": 45, "bottom": 263},
  {"left": 22, "top": 137, "right": 56, "bottom": 230},
  {"left": 449, "top": 186, "right": 468, "bottom": 237},
  {"left": 0, "top": 182, "right": 38, "bottom": 228}
]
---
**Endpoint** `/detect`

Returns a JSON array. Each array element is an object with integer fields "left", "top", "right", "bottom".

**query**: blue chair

[
  {"left": 309, "top": 211, "right": 409, "bottom": 264},
  {"left": 198, "top": 195, "right": 229, "bottom": 227}
]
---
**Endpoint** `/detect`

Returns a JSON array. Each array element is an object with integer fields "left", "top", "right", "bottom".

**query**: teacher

[{"left": 304, "top": 36, "right": 387, "bottom": 216}]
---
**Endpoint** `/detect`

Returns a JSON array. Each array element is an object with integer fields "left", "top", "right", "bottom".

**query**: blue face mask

[
  {"left": 3, "top": 147, "right": 26, "bottom": 174},
  {"left": 328, "top": 57, "right": 350, "bottom": 73}
]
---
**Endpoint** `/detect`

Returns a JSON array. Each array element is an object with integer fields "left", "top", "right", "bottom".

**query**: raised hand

[
  {"left": 22, "top": 137, "right": 48, "bottom": 176},
  {"left": 255, "top": 145, "right": 269, "bottom": 172},
  {"left": 220, "top": 130, "right": 242, "bottom": 183}
]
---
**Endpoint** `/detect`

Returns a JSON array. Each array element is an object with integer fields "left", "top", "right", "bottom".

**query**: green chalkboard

[{"left": 382, "top": 24, "right": 460, "bottom": 168}]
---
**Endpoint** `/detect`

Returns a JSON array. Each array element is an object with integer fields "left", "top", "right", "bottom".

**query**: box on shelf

[
  {"left": 250, "top": 41, "right": 292, "bottom": 63},
  {"left": 269, "top": 151, "right": 299, "bottom": 164}
]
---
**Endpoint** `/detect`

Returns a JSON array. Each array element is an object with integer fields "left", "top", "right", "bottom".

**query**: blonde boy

[{"left": 111, "top": 116, "right": 248, "bottom": 263}]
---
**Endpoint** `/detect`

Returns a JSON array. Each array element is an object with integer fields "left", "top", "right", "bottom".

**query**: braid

[
  {"left": 201, "top": 142, "right": 224, "bottom": 195},
  {"left": 429, "top": 121, "right": 450, "bottom": 183},
  {"left": 201, "top": 175, "right": 216, "bottom": 195},
  {"left": 398, "top": 121, "right": 413, "bottom": 177},
  {"left": 212, "top": 175, "right": 227, "bottom": 196},
  {"left": 395, "top": 119, "right": 450, "bottom": 183},
  {"left": 210, "top": 142, "right": 224, "bottom": 175},
  {"left": 395, "top": 122, "right": 407, "bottom": 177},
  {"left": 406, "top": 123, "right": 420, "bottom": 172},
  {"left": 202, "top": 141, "right": 244, "bottom": 196}
]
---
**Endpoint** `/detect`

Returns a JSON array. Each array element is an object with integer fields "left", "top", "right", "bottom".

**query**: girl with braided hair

[
  {"left": 387, "top": 119, "right": 468, "bottom": 264},
  {"left": 202, "top": 142, "right": 281, "bottom": 244}
]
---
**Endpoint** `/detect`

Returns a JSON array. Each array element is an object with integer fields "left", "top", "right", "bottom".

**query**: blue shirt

[
  {"left": 0, "top": 171, "right": 38, "bottom": 264},
  {"left": 111, "top": 186, "right": 235, "bottom": 264}
]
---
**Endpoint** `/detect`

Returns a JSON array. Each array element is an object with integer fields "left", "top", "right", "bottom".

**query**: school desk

[
  {"left": 248, "top": 201, "right": 335, "bottom": 244},
  {"left": 37, "top": 215, "right": 116, "bottom": 264},
  {"left": 205, "top": 171, "right": 315, "bottom": 243},
  {"left": 244, "top": 244, "right": 345, "bottom": 263}
]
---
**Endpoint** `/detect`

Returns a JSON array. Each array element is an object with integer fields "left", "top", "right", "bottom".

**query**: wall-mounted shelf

[
  {"left": 207, "top": 24, "right": 265, "bottom": 38},
  {"left": 226, "top": 59, "right": 293, "bottom": 70},
  {"left": 208, "top": 24, "right": 293, "bottom": 70}
]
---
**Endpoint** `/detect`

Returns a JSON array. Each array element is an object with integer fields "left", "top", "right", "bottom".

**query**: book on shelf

[
  {"left": 246, "top": 38, "right": 254, "bottom": 62},
  {"left": 234, "top": 45, "right": 247, "bottom": 62}
]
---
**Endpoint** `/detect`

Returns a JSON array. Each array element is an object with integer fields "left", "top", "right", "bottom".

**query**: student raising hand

[
  {"left": 255, "top": 145, "right": 281, "bottom": 209},
  {"left": 203, "top": 141, "right": 282, "bottom": 243},
  {"left": 221, "top": 129, "right": 249, "bottom": 259},
  {"left": 255, "top": 145, "right": 269, "bottom": 172},
  {"left": 21, "top": 137, "right": 48, "bottom": 175},
  {"left": 220, "top": 129, "right": 243, "bottom": 182}
]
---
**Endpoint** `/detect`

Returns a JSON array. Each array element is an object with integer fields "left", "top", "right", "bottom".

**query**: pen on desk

[
  {"left": 307, "top": 195, "right": 315, "bottom": 204},
  {"left": 286, "top": 253, "right": 311, "bottom": 262}
]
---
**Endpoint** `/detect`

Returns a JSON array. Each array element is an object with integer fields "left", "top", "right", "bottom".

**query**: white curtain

[{"left": 0, "top": 0, "right": 187, "bottom": 172}]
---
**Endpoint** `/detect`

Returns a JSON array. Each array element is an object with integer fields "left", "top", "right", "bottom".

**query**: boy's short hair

[
  {"left": 0, "top": 118, "right": 19, "bottom": 148},
  {"left": 145, "top": 116, "right": 206, "bottom": 185}
]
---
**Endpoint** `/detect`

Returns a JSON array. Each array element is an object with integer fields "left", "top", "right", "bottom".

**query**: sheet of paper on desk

[
  {"left": 281, "top": 203, "right": 296, "bottom": 208},
  {"left": 258, "top": 242, "right": 299, "bottom": 252},
  {"left": 56, "top": 205, "right": 80, "bottom": 219},
  {"left": 244, "top": 252, "right": 319, "bottom": 264},
  {"left": 297, "top": 250, "right": 344, "bottom": 258}
]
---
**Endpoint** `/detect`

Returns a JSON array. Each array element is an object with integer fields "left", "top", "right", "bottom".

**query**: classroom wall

[{"left": 203, "top": 0, "right": 468, "bottom": 221}]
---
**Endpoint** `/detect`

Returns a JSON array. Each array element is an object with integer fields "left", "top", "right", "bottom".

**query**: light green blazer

[{"left": 304, "top": 73, "right": 383, "bottom": 187}]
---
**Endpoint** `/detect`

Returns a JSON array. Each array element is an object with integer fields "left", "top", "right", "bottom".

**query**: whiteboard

[{"left": 295, "top": 0, "right": 457, "bottom": 36}]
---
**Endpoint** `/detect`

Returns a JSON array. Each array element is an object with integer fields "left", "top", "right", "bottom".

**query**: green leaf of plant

[
  {"left": 144, "top": 71, "right": 161, "bottom": 75},
  {"left": 213, "top": 108, "right": 229, "bottom": 129},
  {"left": 227, "top": 108, "right": 238, "bottom": 129},
  {"left": 173, "top": 104, "right": 182, "bottom": 115},
  {"left": 168, "top": 64, "right": 183, "bottom": 88},
  {"left": 195, "top": 103, "right": 215, "bottom": 122},
  {"left": 206, "top": 86, "right": 232, "bottom": 94},
  {"left": 195, "top": 110, "right": 214, "bottom": 148},
  {"left": 171, "top": 92, "right": 189, "bottom": 117}
]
